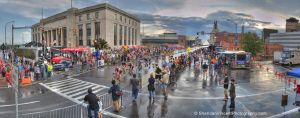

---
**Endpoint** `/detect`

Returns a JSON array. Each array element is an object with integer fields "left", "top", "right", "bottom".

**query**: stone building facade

[{"left": 31, "top": 3, "right": 140, "bottom": 48}]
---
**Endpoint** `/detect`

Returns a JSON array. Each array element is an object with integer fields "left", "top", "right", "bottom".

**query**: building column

[
  {"left": 116, "top": 24, "right": 119, "bottom": 48},
  {"left": 47, "top": 31, "right": 50, "bottom": 47},
  {"left": 83, "top": 23, "right": 87, "bottom": 47},
  {"left": 91, "top": 22, "right": 96, "bottom": 47}
]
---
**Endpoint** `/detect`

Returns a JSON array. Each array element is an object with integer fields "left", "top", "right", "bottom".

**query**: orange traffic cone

[
  {"left": 271, "top": 62, "right": 273, "bottom": 65},
  {"left": 288, "top": 77, "right": 291, "bottom": 82},
  {"left": 266, "top": 66, "right": 269, "bottom": 71},
  {"left": 285, "top": 74, "right": 287, "bottom": 80},
  {"left": 279, "top": 71, "right": 281, "bottom": 77},
  {"left": 258, "top": 63, "right": 260, "bottom": 66},
  {"left": 275, "top": 70, "right": 277, "bottom": 75},
  {"left": 294, "top": 78, "right": 297, "bottom": 84},
  {"left": 281, "top": 75, "right": 283, "bottom": 78}
]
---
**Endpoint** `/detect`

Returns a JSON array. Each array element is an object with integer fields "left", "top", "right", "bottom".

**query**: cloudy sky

[{"left": 0, "top": 0, "right": 299, "bottom": 44}]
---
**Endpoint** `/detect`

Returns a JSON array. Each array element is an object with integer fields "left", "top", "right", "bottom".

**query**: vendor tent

[{"left": 287, "top": 68, "right": 300, "bottom": 78}]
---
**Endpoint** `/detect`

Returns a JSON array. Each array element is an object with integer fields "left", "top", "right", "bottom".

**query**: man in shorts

[
  {"left": 155, "top": 64, "right": 162, "bottom": 84},
  {"left": 161, "top": 70, "right": 169, "bottom": 97},
  {"left": 202, "top": 62, "right": 208, "bottom": 78}
]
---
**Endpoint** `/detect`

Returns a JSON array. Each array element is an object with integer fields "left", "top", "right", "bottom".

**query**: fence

[{"left": 19, "top": 84, "right": 133, "bottom": 118}]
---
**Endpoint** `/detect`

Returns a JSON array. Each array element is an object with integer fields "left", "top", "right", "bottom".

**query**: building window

[
  {"left": 86, "top": 24, "right": 91, "bottom": 46},
  {"left": 53, "top": 31, "right": 56, "bottom": 46},
  {"left": 132, "top": 28, "right": 134, "bottom": 45},
  {"left": 129, "top": 19, "right": 130, "bottom": 24},
  {"left": 125, "top": 18, "right": 127, "bottom": 23},
  {"left": 119, "top": 25, "right": 122, "bottom": 45},
  {"left": 87, "top": 14, "right": 90, "bottom": 20},
  {"left": 270, "top": 49, "right": 272, "bottom": 54},
  {"left": 32, "top": 29, "right": 34, "bottom": 32},
  {"left": 38, "top": 33, "right": 40, "bottom": 42},
  {"left": 132, "top": 21, "right": 134, "bottom": 26},
  {"left": 120, "top": 16, "right": 122, "bottom": 22},
  {"left": 128, "top": 28, "right": 130, "bottom": 45},
  {"left": 95, "top": 22, "right": 100, "bottom": 39},
  {"left": 79, "top": 25, "right": 83, "bottom": 46},
  {"left": 63, "top": 28, "right": 67, "bottom": 47},
  {"left": 181, "top": 39, "right": 183, "bottom": 42},
  {"left": 79, "top": 16, "right": 82, "bottom": 22},
  {"left": 95, "top": 12, "right": 99, "bottom": 19},
  {"left": 114, "top": 24, "right": 117, "bottom": 46},
  {"left": 135, "top": 29, "right": 137, "bottom": 45},
  {"left": 114, "top": 14, "right": 117, "bottom": 20},
  {"left": 135, "top": 22, "right": 137, "bottom": 27},
  {"left": 124, "top": 26, "right": 127, "bottom": 45}
]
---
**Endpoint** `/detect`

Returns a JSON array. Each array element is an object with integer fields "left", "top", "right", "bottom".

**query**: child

[{"left": 97, "top": 97, "right": 103, "bottom": 118}]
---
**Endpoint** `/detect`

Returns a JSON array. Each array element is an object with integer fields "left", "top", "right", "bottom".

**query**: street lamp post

[
  {"left": 90, "top": 17, "right": 100, "bottom": 48},
  {"left": 5, "top": 21, "right": 15, "bottom": 50},
  {"left": 227, "top": 19, "right": 237, "bottom": 50}
]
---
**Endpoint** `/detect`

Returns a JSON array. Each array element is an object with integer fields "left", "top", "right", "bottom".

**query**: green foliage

[
  {"left": 240, "top": 31, "right": 265, "bottom": 58},
  {"left": 16, "top": 49, "right": 36, "bottom": 59},
  {"left": 100, "top": 41, "right": 108, "bottom": 49}
]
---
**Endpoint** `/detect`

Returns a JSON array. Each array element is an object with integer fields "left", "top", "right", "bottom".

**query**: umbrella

[
  {"left": 61, "top": 48, "right": 71, "bottom": 51},
  {"left": 71, "top": 47, "right": 80, "bottom": 51},
  {"left": 79, "top": 47, "right": 89, "bottom": 51}
]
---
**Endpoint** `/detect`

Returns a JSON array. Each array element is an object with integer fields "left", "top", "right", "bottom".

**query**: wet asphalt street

[{"left": 1, "top": 58, "right": 300, "bottom": 118}]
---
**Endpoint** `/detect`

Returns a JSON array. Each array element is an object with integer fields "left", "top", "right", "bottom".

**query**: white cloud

[{"left": 19, "top": 32, "right": 31, "bottom": 37}]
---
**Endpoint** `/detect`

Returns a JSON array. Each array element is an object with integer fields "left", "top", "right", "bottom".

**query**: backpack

[
  {"left": 2, "top": 67, "right": 6, "bottom": 73},
  {"left": 156, "top": 67, "right": 161, "bottom": 74},
  {"left": 112, "top": 85, "right": 123, "bottom": 96}
]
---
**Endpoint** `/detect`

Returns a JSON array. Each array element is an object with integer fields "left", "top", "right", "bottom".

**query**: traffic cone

[
  {"left": 275, "top": 69, "right": 277, "bottom": 75},
  {"left": 281, "top": 75, "right": 283, "bottom": 78},
  {"left": 294, "top": 78, "right": 297, "bottom": 84},
  {"left": 271, "top": 62, "right": 273, "bottom": 65},
  {"left": 288, "top": 77, "right": 291, "bottom": 82},
  {"left": 285, "top": 74, "right": 287, "bottom": 80},
  {"left": 266, "top": 66, "right": 269, "bottom": 71}
]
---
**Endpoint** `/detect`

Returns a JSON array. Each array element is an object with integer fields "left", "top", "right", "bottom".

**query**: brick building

[
  {"left": 178, "top": 35, "right": 186, "bottom": 46},
  {"left": 257, "top": 44, "right": 284, "bottom": 60},
  {"left": 215, "top": 31, "right": 244, "bottom": 51}
]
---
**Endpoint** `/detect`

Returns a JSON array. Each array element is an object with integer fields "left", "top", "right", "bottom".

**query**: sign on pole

[
  {"left": 11, "top": 63, "right": 20, "bottom": 92},
  {"left": 235, "top": 36, "right": 238, "bottom": 46}
]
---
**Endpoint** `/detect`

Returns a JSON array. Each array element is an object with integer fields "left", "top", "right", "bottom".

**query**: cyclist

[{"left": 144, "top": 57, "right": 148, "bottom": 67}]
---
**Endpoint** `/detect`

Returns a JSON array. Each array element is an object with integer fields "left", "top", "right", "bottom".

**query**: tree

[{"left": 240, "top": 31, "right": 265, "bottom": 58}]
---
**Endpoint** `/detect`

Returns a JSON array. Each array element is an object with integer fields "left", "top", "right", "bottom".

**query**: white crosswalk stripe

[{"left": 40, "top": 78, "right": 109, "bottom": 102}]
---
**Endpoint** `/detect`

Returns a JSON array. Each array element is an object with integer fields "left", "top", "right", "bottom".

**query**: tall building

[
  {"left": 215, "top": 30, "right": 244, "bottom": 51},
  {"left": 286, "top": 17, "right": 300, "bottom": 32},
  {"left": 261, "top": 28, "right": 278, "bottom": 44},
  {"left": 209, "top": 20, "right": 219, "bottom": 44},
  {"left": 31, "top": 3, "right": 140, "bottom": 48},
  {"left": 270, "top": 32, "right": 300, "bottom": 50}
]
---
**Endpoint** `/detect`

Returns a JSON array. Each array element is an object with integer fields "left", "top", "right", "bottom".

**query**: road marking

[
  {"left": 0, "top": 101, "right": 40, "bottom": 108},
  {"left": 238, "top": 100, "right": 257, "bottom": 118},
  {"left": 267, "top": 107, "right": 299, "bottom": 118}
]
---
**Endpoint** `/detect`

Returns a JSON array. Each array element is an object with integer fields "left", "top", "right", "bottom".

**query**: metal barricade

[
  {"left": 19, "top": 104, "right": 87, "bottom": 118},
  {"left": 19, "top": 84, "right": 133, "bottom": 118}
]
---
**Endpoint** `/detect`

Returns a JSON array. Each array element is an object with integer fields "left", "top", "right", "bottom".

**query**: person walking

[
  {"left": 6, "top": 68, "right": 11, "bottom": 88},
  {"left": 108, "top": 80, "right": 121, "bottom": 112},
  {"left": 229, "top": 78, "right": 236, "bottom": 109},
  {"left": 84, "top": 88, "right": 100, "bottom": 118},
  {"left": 47, "top": 63, "right": 53, "bottom": 79},
  {"left": 161, "top": 70, "right": 169, "bottom": 97},
  {"left": 35, "top": 65, "right": 40, "bottom": 81},
  {"left": 155, "top": 64, "right": 162, "bottom": 84},
  {"left": 148, "top": 73, "right": 155, "bottom": 99},
  {"left": 65, "top": 61, "right": 70, "bottom": 76},
  {"left": 202, "top": 62, "right": 208, "bottom": 78},
  {"left": 130, "top": 74, "right": 140, "bottom": 101},
  {"left": 41, "top": 63, "right": 46, "bottom": 81},
  {"left": 221, "top": 73, "right": 229, "bottom": 101},
  {"left": 77, "top": 59, "right": 82, "bottom": 73}
]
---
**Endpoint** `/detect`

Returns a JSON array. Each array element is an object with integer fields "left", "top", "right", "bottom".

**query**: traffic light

[
  {"left": 41, "top": 28, "right": 44, "bottom": 34},
  {"left": 73, "top": 30, "right": 76, "bottom": 36},
  {"left": 197, "top": 32, "right": 199, "bottom": 39},
  {"left": 58, "top": 28, "right": 61, "bottom": 34}
]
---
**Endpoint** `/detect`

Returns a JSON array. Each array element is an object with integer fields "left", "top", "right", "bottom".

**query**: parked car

[
  {"left": 53, "top": 60, "right": 73, "bottom": 71},
  {"left": 51, "top": 56, "right": 70, "bottom": 64}
]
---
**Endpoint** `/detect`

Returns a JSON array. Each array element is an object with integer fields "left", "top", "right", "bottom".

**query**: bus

[{"left": 217, "top": 51, "right": 251, "bottom": 68}]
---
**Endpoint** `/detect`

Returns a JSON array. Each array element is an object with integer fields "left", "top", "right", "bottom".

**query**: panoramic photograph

[{"left": 0, "top": 0, "right": 300, "bottom": 118}]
